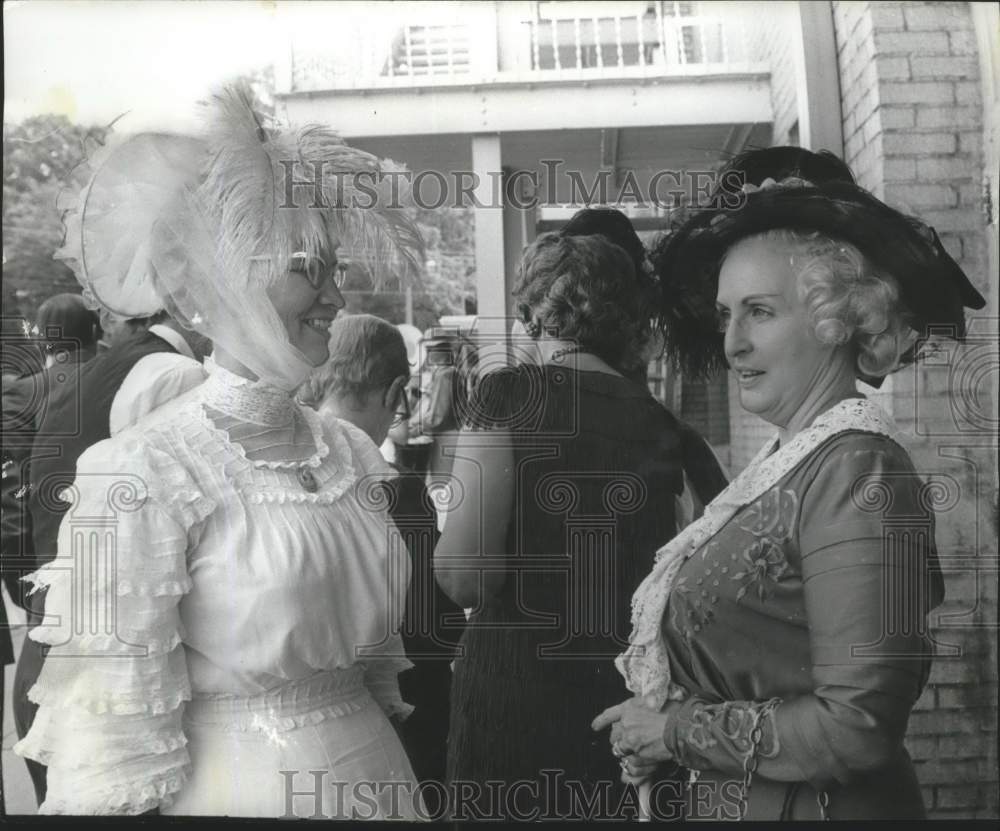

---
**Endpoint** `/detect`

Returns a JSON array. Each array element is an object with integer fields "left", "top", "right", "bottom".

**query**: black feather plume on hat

[{"left": 651, "top": 147, "right": 985, "bottom": 384}]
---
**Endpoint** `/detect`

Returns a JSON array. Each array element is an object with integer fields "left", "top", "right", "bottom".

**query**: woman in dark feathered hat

[{"left": 592, "top": 147, "right": 986, "bottom": 821}]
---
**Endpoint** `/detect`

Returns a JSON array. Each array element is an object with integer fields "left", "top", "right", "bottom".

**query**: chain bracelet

[
  {"left": 736, "top": 698, "right": 781, "bottom": 821},
  {"left": 685, "top": 767, "right": 701, "bottom": 820},
  {"left": 817, "top": 789, "right": 831, "bottom": 820}
]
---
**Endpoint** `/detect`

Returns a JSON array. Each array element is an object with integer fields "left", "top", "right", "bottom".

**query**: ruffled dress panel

[{"left": 14, "top": 390, "right": 415, "bottom": 815}]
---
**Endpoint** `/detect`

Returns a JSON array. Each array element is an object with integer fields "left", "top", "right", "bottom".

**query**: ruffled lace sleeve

[{"left": 14, "top": 434, "right": 215, "bottom": 814}]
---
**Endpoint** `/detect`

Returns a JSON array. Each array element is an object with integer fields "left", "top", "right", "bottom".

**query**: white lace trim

[
  {"left": 180, "top": 400, "right": 391, "bottom": 503},
  {"left": 201, "top": 359, "right": 298, "bottom": 427},
  {"left": 15, "top": 728, "right": 188, "bottom": 769},
  {"left": 192, "top": 696, "right": 372, "bottom": 734},
  {"left": 380, "top": 699, "right": 415, "bottom": 721},
  {"left": 24, "top": 562, "right": 193, "bottom": 600},
  {"left": 195, "top": 400, "right": 331, "bottom": 471},
  {"left": 198, "top": 360, "right": 331, "bottom": 471},
  {"left": 28, "top": 624, "right": 183, "bottom": 657},
  {"left": 615, "top": 397, "right": 901, "bottom": 708},
  {"left": 38, "top": 766, "right": 190, "bottom": 815},
  {"left": 27, "top": 677, "right": 191, "bottom": 717}
]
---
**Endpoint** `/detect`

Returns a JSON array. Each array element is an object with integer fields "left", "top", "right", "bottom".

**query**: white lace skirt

[{"left": 163, "top": 667, "right": 423, "bottom": 819}]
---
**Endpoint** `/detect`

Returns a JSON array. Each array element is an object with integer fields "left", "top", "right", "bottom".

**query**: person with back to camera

[
  {"left": 592, "top": 146, "right": 987, "bottom": 820},
  {"left": 13, "top": 84, "right": 426, "bottom": 817},
  {"left": 558, "top": 207, "right": 729, "bottom": 519},
  {"left": 302, "top": 314, "right": 466, "bottom": 816},
  {"left": 436, "top": 230, "right": 727, "bottom": 820}
]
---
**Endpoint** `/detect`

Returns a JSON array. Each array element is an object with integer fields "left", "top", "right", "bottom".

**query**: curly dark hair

[{"left": 513, "top": 232, "right": 649, "bottom": 373}]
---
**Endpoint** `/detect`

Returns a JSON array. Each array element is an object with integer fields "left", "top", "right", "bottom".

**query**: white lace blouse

[{"left": 14, "top": 364, "right": 412, "bottom": 814}]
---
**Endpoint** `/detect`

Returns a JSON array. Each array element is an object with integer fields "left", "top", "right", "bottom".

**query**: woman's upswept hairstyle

[
  {"left": 299, "top": 314, "right": 408, "bottom": 408},
  {"left": 514, "top": 232, "right": 649, "bottom": 372},
  {"left": 745, "top": 229, "right": 916, "bottom": 380}
]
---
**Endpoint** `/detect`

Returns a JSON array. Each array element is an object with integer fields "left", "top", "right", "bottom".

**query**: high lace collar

[{"left": 201, "top": 359, "right": 297, "bottom": 427}]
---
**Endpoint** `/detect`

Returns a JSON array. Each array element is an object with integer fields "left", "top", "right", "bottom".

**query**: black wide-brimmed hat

[{"left": 652, "top": 147, "right": 986, "bottom": 382}]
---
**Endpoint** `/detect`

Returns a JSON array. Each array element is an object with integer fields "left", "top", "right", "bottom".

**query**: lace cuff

[
  {"left": 361, "top": 631, "right": 415, "bottom": 721},
  {"left": 40, "top": 758, "right": 190, "bottom": 815},
  {"left": 662, "top": 697, "right": 782, "bottom": 776}
]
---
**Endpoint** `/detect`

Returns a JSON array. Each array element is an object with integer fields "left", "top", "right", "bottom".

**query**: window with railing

[{"left": 525, "top": 1, "right": 734, "bottom": 72}]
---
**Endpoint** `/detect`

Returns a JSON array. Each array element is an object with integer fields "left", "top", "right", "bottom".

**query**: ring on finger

[{"left": 612, "top": 741, "right": 625, "bottom": 758}]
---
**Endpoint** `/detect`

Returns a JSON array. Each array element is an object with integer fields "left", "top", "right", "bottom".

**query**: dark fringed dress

[{"left": 445, "top": 364, "right": 699, "bottom": 820}]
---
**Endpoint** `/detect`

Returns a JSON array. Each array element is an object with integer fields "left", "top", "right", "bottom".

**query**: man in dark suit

[
  {"left": 3, "top": 292, "right": 102, "bottom": 812},
  {"left": 8, "top": 312, "right": 208, "bottom": 806},
  {"left": 0, "top": 306, "right": 45, "bottom": 815}
]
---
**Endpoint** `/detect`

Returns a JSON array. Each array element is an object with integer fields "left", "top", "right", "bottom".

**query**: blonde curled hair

[{"left": 756, "top": 229, "right": 915, "bottom": 379}]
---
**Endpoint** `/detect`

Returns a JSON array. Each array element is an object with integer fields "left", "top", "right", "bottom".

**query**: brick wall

[{"left": 833, "top": 0, "right": 998, "bottom": 819}]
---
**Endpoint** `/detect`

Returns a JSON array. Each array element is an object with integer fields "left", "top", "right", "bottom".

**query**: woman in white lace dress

[{"left": 14, "top": 86, "right": 425, "bottom": 818}]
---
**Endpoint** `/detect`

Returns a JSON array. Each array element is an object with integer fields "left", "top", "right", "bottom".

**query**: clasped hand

[{"left": 591, "top": 695, "right": 677, "bottom": 785}]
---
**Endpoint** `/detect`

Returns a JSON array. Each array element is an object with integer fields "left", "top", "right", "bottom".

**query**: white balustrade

[{"left": 289, "top": 2, "right": 767, "bottom": 92}]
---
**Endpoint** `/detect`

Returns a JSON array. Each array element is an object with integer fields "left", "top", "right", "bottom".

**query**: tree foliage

[
  {"left": 343, "top": 205, "right": 476, "bottom": 331},
  {"left": 2, "top": 108, "right": 477, "bottom": 332},
  {"left": 3, "top": 115, "right": 109, "bottom": 317}
]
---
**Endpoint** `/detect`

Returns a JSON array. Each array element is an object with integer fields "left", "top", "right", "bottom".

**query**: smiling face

[
  {"left": 717, "top": 235, "right": 855, "bottom": 434},
  {"left": 266, "top": 250, "right": 346, "bottom": 366}
]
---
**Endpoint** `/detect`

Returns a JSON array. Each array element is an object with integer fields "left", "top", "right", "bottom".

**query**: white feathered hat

[{"left": 56, "top": 83, "right": 424, "bottom": 389}]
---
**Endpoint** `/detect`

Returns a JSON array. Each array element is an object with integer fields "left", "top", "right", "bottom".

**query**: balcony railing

[
  {"left": 524, "top": 9, "right": 738, "bottom": 73},
  {"left": 286, "top": 2, "right": 768, "bottom": 93}
]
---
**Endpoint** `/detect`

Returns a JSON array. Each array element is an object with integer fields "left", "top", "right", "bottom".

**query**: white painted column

[{"left": 471, "top": 133, "right": 507, "bottom": 336}]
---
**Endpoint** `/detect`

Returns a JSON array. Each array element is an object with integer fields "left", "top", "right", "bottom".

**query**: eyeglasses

[
  {"left": 289, "top": 252, "right": 349, "bottom": 291},
  {"left": 250, "top": 252, "right": 348, "bottom": 291},
  {"left": 390, "top": 377, "right": 412, "bottom": 427}
]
